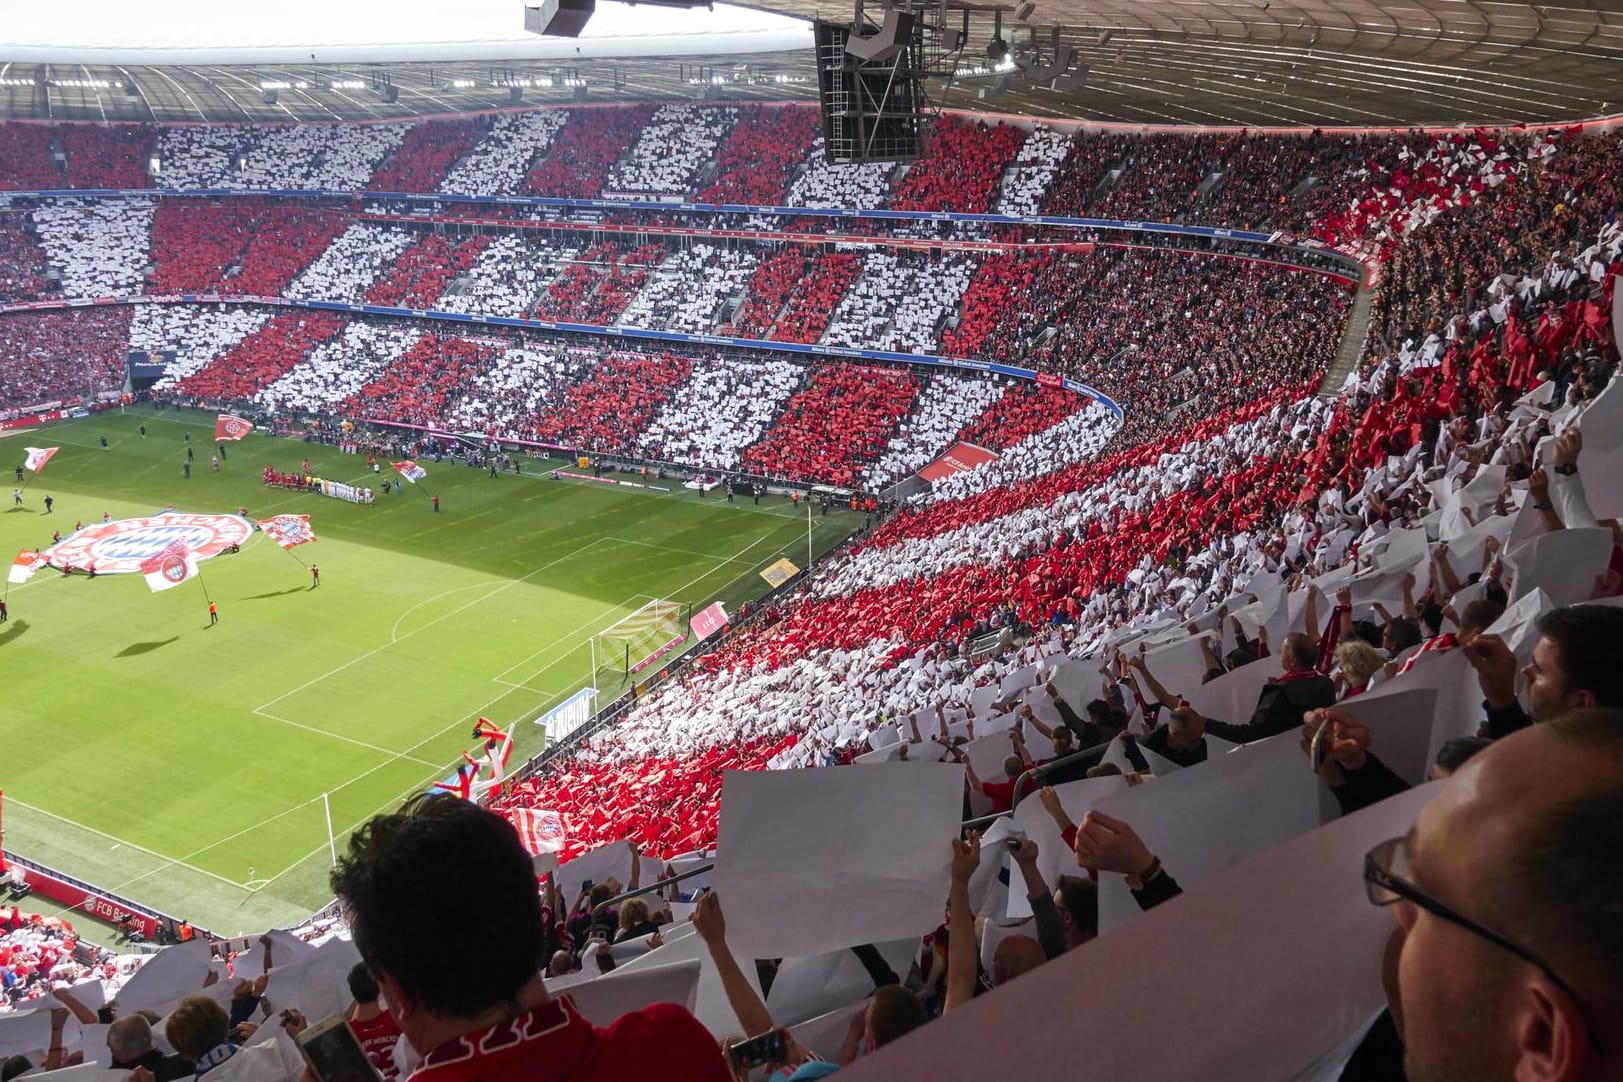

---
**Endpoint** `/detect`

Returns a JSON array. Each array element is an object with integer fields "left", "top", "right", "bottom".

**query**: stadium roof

[{"left": 1, "top": 0, "right": 1621, "bottom": 126}]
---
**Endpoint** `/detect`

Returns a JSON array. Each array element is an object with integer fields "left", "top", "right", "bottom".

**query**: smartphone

[
  {"left": 1308, "top": 723, "right": 1331, "bottom": 773},
  {"left": 727, "top": 1027, "right": 787, "bottom": 1072},
  {"left": 1004, "top": 838, "right": 1023, "bottom": 851},
  {"left": 294, "top": 1011, "right": 381, "bottom": 1082}
]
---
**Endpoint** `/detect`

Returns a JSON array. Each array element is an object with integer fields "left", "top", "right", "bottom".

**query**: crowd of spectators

[
  {"left": 635, "top": 355, "right": 804, "bottom": 470},
  {"left": 889, "top": 117, "right": 1026, "bottom": 214},
  {"left": 738, "top": 364, "right": 921, "bottom": 486},
  {"left": 697, "top": 105, "right": 821, "bottom": 206},
  {"left": 284, "top": 223, "right": 414, "bottom": 304},
  {"left": 862, "top": 373, "right": 1005, "bottom": 490},
  {"left": 785, "top": 136, "right": 897, "bottom": 209},
  {"left": 526, "top": 105, "right": 656, "bottom": 198},
  {"left": 0, "top": 125, "right": 65, "bottom": 190},
  {"left": 617, "top": 244, "right": 758, "bottom": 334},
  {"left": 605, "top": 105, "right": 739, "bottom": 197},
  {"left": 951, "top": 383, "right": 1085, "bottom": 453},
  {"left": 0, "top": 212, "right": 51, "bottom": 303},
  {"left": 363, "top": 233, "right": 491, "bottom": 309},
  {"left": 994, "top": 126, "right": 1072, "bottom": 217},
  {"left": 441, "top": 343, "right": 584, "bottom": 437},
  {"left": 153, "top": 124, "right": 406, "bottom": 191},
  {"left": 438, "top": 112, "right": 569, "bottom": 197},
  {"left": 0, "top": 307, "right": 130, "bottom": 408},
  {"left": 342, "top": 334, "right": 498, "bottom": 428},
  {"left": 0, "top": 908, "right": 86, "bottom": 1010},
  {"left": 366, "top": 118, "right": 487, "bottom": 193},
  {"left": 59, "top": 124, "right": 155, "bottom": 189},
  {"left": 252, "top": 319, "right": 419, "bottom": 413},
  {"left": 822, "top": 252, "right": 979, "bottom": 354},
  {"left": 529, "top": 350, "right": 693, "bottom": 453},
  {"left": 147, "top": 199, "right": 346, "bottom": 297},
  {"left": 172, "top": 311, "right": 345, "bottom": 402},
  {"left": 29, "top": 199, "right": 153, "bottom": 298},
  {"left": 435, "top": 234, "right": 565, "bottom": 319},
  {"left": 770, "top": 252, "right": 864, "bottom": 344},
  {"left": 134, "top": 304, "right": 273, "bottom": 389}
]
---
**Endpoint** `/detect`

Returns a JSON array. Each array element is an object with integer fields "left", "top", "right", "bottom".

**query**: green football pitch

[{"left": 0, "top": 406, "right": 861, "bottom": 934}]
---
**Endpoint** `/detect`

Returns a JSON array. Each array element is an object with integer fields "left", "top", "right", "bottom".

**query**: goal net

[{"left": 591, "top": 599, "right": 687, "bottom": 676}]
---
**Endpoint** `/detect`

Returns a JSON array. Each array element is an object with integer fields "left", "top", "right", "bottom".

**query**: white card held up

[
  {"left": 1094, "top": 731, "right": 1324, "bottom": 932},
  {"left": 712, "top": 763, "right": 965, "bottom": 959},
  {"left": 109, "top": 939, "right": 212, "bottom": 1015},
  {"left": 563, "top": 959, "right": 701, "bottom": 1028},
  {"left": 836, "top": 785, "right": 1438, "bottom": 1082}
]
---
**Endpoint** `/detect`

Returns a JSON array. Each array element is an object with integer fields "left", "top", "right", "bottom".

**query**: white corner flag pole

[
  {"left": 807, "top": 501, "right": 813, "bottom": 570},
  {"left": 323, "top": 792, "right": 337, "bottom": 867}
]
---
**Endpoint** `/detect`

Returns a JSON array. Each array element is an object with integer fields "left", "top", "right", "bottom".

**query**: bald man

[
  {"left": 1372, "top": 709, "right": 1623, "bottom": 1082},
  {"left": 105, "top": 1016, "right": 190, "bottom": 1081}
]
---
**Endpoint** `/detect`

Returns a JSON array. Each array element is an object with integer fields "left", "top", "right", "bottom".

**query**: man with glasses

[{"left": 1365, "top": 708, "right": 1621, "bottom": 1082}]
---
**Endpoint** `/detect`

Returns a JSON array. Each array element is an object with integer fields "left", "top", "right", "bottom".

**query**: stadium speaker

[
  {"left": 1014, "top": 2, "right": 1035, "bottom": 20},
  {"left": 524, "top": 0, "right": 596, "bottom": 38},
  {"left": 844, "top": 9, "right": 915, "bottom": 62},
  {"left": 509, "top": 86, "right": 524, "bottom": 104},
  {"left": 380, "top": 85, "right": 399, "bottom": 103},
  {"left": 815, "top": 18, "right": 927, "bottom": 163},
  {"left": 261, "top": 89, "right": 278, "bottom": 105}
]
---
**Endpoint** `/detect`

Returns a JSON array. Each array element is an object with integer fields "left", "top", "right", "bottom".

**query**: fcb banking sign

[{"left": 44, "top": 512, "right": 252, "bottom": 574}]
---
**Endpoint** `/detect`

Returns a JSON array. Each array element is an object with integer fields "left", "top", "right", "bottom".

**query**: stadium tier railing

[
  {"left": 3, "top": 185, "right": 1369, "bottom": 281},
  {"left": 2, "top": 292, "right": 1125, "bottom": 418}
]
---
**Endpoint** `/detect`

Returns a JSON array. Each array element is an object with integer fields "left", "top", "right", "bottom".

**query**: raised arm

[
  {"left": 691, "top": 892, "right": 774, "bottom": 1038},
  {"left": 1431, "top": 543, "right": 1462, "bottom": 598},
  {"left": 50, "top": 986, "right": 98, "bottom": 1025},
  {"left": 1009, "top": 840, "right": 1066, "bottom": 961},
  {"left": 1527, "top": 468, "right": 1565, "bottom": 533},
  {"left": 627, "top": 841, "right": 641, "bottom": 892},
  {"left": 1019, "top": 704, "right": 1057, "bottom": 742},
  {"left": 1127, "top": 654, "right": 1180, "bottom": 710},
  {"left": 943, "top": 833, "right": 981, "bottom": 1013}
]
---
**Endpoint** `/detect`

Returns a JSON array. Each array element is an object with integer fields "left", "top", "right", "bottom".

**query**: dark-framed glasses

[{"left": 1364, "top": 835, "right": 1606, "bottom": 1056}]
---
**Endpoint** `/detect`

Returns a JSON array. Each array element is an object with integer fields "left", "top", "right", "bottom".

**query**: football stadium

[{"left": 0, "top": 0, "right": 1620, "bottom": 1078}]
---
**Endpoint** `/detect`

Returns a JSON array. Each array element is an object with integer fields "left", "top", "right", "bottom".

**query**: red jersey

[
  {"left": 350, "top": 1010, "right": 404, "bottom": 1081},
  {"left": 407, "top": 997, "right": 729, "bottom": 1082},
  {"left": 981, "top": 778, "right": 1017, "bottom": 814}
]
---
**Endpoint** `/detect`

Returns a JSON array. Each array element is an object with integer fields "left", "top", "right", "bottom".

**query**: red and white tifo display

[{"left": 41, "top": 511, "right": 253, "bottom": 575}]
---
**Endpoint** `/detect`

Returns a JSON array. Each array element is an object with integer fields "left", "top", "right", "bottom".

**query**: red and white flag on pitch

[
  {"left": 507, "top": 808, "right": 568, "bottom": 856},
  {"left": 23, "top": 447, "right": 58, "bottom": 473},
  {"left": 256, "top": 514, "right": 317, "bottom": 551},
  {"left": 140, "top": 540, "right": 199, "bottom": 593},
  {"left": 8, "top": 549, "right": 46, "bottom": 584},
  {"left": 215, "top": 414, "right": 254, "bottom": 442},
  {"left": 391, "top": 460, "right": 427, "bottom": 483}
]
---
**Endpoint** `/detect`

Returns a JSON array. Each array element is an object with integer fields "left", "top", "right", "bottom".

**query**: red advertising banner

[
  {"left": 917, "top": 442, "right": 1001, "bottom": 484},
  {"left": 14, "top": 864, "right": 161, "bottom": 939}
]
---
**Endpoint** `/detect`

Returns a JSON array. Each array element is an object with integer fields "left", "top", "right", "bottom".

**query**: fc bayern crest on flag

[
  {"left": 256, "top": 514, "right": 317, "bottom": 551},
  {"left": 215, "top": 414, "right": 253, "bottom": 442},
  {"left": 45, "top": 513, "right": 252, "bottom": 575},
  {"left": 159, "top": 554, "right": 190, "bottom": 584}
]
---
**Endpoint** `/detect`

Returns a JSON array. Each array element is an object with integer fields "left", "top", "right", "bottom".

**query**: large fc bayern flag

[
  {"left": 140, "top": 541, "right": 199, "bottom": 593},
  {"left": 215, "top": 414, "right": 254, "bottom": 442}
]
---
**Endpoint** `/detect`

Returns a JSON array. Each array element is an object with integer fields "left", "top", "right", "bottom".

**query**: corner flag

[
  {"left": 391, "top": 460, "right": 427, "bottom": 483},
  {"left": 23, "top": 447, "right": 58, "bottom": 473}
]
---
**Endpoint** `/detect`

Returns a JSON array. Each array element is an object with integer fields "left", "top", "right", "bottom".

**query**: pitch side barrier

[
  {"left": 3, "top": 186, "right": 1366, "bottom": 279},
  {"left": 1, "top": 293, "right": 1126, "bottom": 420}
]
